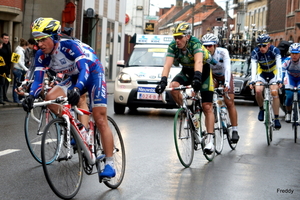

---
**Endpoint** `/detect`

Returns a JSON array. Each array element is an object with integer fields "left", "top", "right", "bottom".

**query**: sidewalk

[{"left": 0, "top": 81, "right": 115, "bottom": 108}]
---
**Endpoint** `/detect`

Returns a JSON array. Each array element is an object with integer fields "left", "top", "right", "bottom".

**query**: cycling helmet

[
  {"left": 172, "top": 22, "right": 192, "bottom": 36},
  {"left": 289, "top": 43, "right": 300, "bottom": 54},
  {"left": 31, "top": 17, "right": 61, "bottom": 40},
  {"left": 201, "top": 33, "right": 219, "bottom": 45},
  {"left": 256, "top": 34, "right": 271, "bottom": 44}
]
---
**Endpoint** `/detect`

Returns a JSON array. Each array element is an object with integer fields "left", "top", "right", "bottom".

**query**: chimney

[
  {"left": 184, "top": 1, "right": 189, "bottom": 7},
  {"left": 176, "top": 0, "right": 183, "bottom": 7},
  {"left": 205, "top": 0, "right": 214, "bottom": 5},
  {"left": 196, "top": 0, "right": 201, "bottom": 4}
]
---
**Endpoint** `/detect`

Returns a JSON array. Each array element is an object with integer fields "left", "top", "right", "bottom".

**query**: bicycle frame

[
  {"left": 286, "top": 87, "right": 300, "bottom": 143},
  {"left": 34, "top": 97, "right": 96, "bottom": 165}
]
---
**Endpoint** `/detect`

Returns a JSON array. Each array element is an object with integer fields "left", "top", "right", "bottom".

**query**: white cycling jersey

[{"left": 208, "top": 47, "right": 231, "bottom": 87}]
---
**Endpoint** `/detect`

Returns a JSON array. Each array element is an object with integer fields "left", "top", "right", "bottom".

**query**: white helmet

[{"left": 201, "top": 33, "right": 219, "bottom": 45}]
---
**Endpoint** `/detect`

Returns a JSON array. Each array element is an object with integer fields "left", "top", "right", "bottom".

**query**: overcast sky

[{"left": 149, "top": 0, "right": 232, "bottom": 16}]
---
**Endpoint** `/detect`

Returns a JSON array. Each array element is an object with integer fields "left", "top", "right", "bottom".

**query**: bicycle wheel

[
  {"left": 41, "top": 118, "right": 83, "bottom": 199},
  {"left": 264, "top": 100, "right": 271, "bottom": 145},
  {"left": 24, "top": 106, "right": 56, "bottom": 164},
  {"left": 214, "top": 106, "right": 224, "bottom": 154},
  {"left": 174, "top": 108, "right": 194, "bottom": 167},
  {"left": 292, "top": 102, "right": 298, "bottom": 143},
  {"left": 97, "top": 116, "right": 126, "bottom": 189},
  {"left": 200, "top": 111, "right": 216, "bottom": 161}
]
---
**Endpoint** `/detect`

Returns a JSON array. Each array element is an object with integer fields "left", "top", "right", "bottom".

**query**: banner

[{"left": 11, "top": 52, "right": 20, "bottom": 63}]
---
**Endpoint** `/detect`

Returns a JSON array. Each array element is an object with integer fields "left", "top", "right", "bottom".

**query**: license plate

[{"left": 137, "top": 87, "right": 162, "bottom": 100}]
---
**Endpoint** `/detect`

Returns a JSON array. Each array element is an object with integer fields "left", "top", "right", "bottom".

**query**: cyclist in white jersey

[
  {"left": 282, "top": 43, "right": 300, "bottom": 122},
  {"left": 202, "top": 33, "right": 239, "bottom": 143}
]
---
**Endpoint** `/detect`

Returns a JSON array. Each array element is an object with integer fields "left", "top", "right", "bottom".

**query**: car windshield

[
  {"left": 231, "top": 59, "right": 250, "bottom": 77},
  {"left": 128, "top": 48, "right": 167, "bottom": 66}
]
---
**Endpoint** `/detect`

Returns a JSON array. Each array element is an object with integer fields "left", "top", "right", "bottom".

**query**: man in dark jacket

[{"left": 0, "top": 33, "right": 12, "bottom": 102}]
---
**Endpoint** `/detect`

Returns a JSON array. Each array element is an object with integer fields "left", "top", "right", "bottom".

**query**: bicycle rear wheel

[
  {"left": 24, "top": 106, "right": 56, "bottom": 164},
  {"left": 41, "top": 118, "right": 83, "bottom": 199},
  {"left": 200, "top": 111, "right": 216, "bottom": 161},
  {"left": 214, "top": 107, "right": 224, "bottom": 154},
  {"left": 96, "top": 116, "right": 126, "bottom": 189},
  {"left": 292, "top": 102, "right": 298, "bottom": 143},
  {"left": 174, "top": 108, "right": 194, "bottom": 167}
]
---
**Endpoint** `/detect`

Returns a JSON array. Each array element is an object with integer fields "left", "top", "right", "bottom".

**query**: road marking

[{"left": 0, "top": 149, "right": 21, "bottom": 156}]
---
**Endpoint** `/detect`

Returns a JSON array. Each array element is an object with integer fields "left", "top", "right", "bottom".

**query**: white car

[{"left": 114, "top": 35, "right": 181, "bottom": 114}]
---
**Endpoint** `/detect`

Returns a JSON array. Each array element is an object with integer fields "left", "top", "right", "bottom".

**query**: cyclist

[
  {"left": 201, "top": 33, "right": 240, "bottom": 143},
  {"left": 249, "top": 34, "right": 282, "bottom": 129},
  {"left": 155, "top": 22, "right": 216, "bottom": 154},
  {"left": 282, "top": 43, "right": 300, "bottom": 122},
  {"left": 22, "top": 17, "right": 115, "bottom": 178}
]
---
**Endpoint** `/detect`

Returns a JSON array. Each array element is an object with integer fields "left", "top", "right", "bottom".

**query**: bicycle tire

[
  {"left": 293, "top": 102, "right": 298, "bottom": 143},
  {"left": 264, "top": 100, "right": 271, "bottom": 145},
  {"left": 174, "top": 108, "right": 194, "bottom": 167},
  {"left": 96, "top": 116, "right": 126, "bottom": 189},
  {"left": 200, "top": 111, "right": 216, "bottom": 161},
  {"left": 41, "top": 118, "right": 83, "bottom": 199},
  {"left": 269, "top": 100, "right": 273, "bottom": 143},
  {"left": 214, "top": 106, "right": 224, "bottom": 154},
  {"left": 24, "top": 106, "right": 56, "bottom": 164}
]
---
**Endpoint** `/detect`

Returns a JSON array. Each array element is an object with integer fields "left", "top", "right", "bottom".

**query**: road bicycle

[
  {"left": 285, "top": 87, "right": 300, "bottom": 143},
  {"left": 24, "top": 75, "right": 57, "bottom": 164},
  {"left": 163, "top": 86, "right": 216, "bottom": 168},
  {"left": 36, "top": 97, "right": 125, "bottom": 199},
  {"left": 254, "top": 78, "right": 279, "bottom": 145},
  {"left": 213, "top": 87, "right": 237, "bottom": 153}
]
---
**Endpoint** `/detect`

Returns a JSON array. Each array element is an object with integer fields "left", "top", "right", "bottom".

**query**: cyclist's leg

[
  {"left": 201, "top": 65, "right": 215, "bottom": 154},
  {"left": 88, "top": 73, "right": 115, "bottom": 178},
  {"left": 77, "top": 93, "right": 89, "bottom": 127},
  {"left": 171, "top": 71, "right": 191, "bottom": 106},
  {"left": 270, "top": 82, "right": 281, "bottom": 129}
]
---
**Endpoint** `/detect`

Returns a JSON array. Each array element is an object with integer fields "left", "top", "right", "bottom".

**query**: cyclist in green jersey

[{"left": 156, "top": 22, "right": 216, "bottom": 154}]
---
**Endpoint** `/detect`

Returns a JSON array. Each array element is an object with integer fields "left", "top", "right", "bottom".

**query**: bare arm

[
  {"left": 161, "top": 56, "right": 175, "bottom": 77},
  {"left": 194, "top": 51, "right": 203, "bottom": 72}
]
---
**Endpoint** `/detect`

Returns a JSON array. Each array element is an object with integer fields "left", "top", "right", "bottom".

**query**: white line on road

[{"left": 0, "top": 149, "right": 21, "bottom": 157}]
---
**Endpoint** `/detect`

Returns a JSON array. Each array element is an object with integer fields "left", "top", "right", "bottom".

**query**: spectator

[
  {"left": 0, "top": 33, "right": 12, "bottom": 102},
  {"left": 12, "top": 38, "right": 28, "bottom": 103},
  {"left": 24, "top": 38, "right": 38, "bottom": 81},
  {"left": 0, "top": 38, "right": 5, "bottom": 104}
]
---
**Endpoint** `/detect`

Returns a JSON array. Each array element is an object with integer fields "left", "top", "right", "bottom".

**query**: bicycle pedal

[{"left": 99, "top": 177, "right": 111, "bottom": 183}]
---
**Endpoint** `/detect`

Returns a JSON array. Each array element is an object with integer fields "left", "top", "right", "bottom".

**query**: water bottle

[
  {"left": 190, "top": 110, "right": 198, "bottom": 128},
  {"left": 77, "top": 122, "right": 88, "bottom": 139},
  {"left": 213, "top": 93, "right": 218, "bottom": 102},
  {"left": 194, "top": 113, "right": 200, "bottom": 129},
  {"left": 220, "top": 106, "right": 227, "bottom": 120}
]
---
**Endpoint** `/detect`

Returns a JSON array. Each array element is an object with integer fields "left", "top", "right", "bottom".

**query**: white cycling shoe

[{"left": 204, "top": 134, "right": 214, "bottom": 154}]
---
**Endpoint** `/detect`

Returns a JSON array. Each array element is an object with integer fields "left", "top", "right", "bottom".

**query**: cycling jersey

[
  {"left": 29, "top": 39, "right": 107, "bottom": 107},
  {"left": 208, "top": 47, "right": 231, "bottom": 88},
  {"left": 282, "top": 57, "right": 300, "bottom": 88},
  {"left": 250, "top": 45, "right": 282, "bottom": 83},
  {"left": 167, "top": 36, "right": 215, "bottom": 102},
  {"left": 167, "top": 36, "right": 215, "bottom": 92}
]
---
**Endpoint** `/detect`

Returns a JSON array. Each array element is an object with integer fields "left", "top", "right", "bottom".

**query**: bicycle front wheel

[
  {"left": 98, "top": 116, "right": 126, "bottom": 189},
  {"left": 292, "top": 102, "right": 298, "bottom": 143},
  {"left": 24, "top": 106, "right": 56, "bottom": 164},
  {"left": 264, "top": 100, "right": 272, "bottom": 145},
  {"left": 214, "top": 107, "right": 224, "bottom": 154},
  {"left": 174, "top": 108, "right": 194, "bottom": 168},
  {"left": 41, "top": 118, "right": 83, "bottom": 199}
]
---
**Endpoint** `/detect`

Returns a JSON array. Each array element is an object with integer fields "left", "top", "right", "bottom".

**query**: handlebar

[
  {"left": 160, "top": 85, "right": 200, "bottom": 104},
  {"left": 215, "top": 87, "right": 230, "bottom": 100},
  {"left": 33, "top": 96, "right": 83, "bottom": 116}
]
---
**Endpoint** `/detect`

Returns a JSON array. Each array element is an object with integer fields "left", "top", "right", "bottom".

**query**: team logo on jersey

[
  {"left": 59, "top": 58, "right": 67, "bottom": 65},
  {"left": 62, "top": 47, "right": 75, "bottom": 56}
]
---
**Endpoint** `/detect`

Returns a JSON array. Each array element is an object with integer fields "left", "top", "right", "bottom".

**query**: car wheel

[{"left": 114, "top": 101, "right": 126, "bottom": 114}]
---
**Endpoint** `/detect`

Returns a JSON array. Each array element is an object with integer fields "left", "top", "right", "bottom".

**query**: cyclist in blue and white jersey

[
  {"left": 249, "top": 34, "right": 282, "bottom": 129},
  {"left": 22, "top": 17, "right": 115, "bottom": 178},
  {"left": 282, "top": 43, "right": 300, "bottom": 122},
  {"left": 201, "top": 33, "right": 239, "bottom": 143}
]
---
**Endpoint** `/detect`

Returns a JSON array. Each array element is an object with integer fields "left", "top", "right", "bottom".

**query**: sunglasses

[
  {"left": 258, "top": 44, "right": 268, "bottom": 48},
  {"left": 34, "top": 35, "right": 51, "bottom": 43},
  {"left": 174, "top": 35, "right": 185, "bottom": 40},
  {"left": 204, "top": 45, "right": 213, "bottom": 48}
]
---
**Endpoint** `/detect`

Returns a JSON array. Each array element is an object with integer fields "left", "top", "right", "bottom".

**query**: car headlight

[{"left": 118, "top": 72, "right": 131, "bottom": 83}]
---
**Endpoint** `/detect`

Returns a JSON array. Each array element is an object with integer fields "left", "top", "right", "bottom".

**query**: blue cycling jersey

[
  {"left": 250, "top": 45, "right": 282, "bottom": 83},
  {"left": 29, "top": 39, "right": 107, "bottom": 107}
]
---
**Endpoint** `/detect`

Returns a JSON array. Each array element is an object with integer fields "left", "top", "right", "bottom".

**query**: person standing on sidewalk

[
  {"left": 0, "top": 33, "right": 12, "bottom": 102},
  {"left": 0, "top": 38, "right": 5, "bottom": 104},
  {"left": 12, "top": 38, "right": 29, "bottom": 103}
]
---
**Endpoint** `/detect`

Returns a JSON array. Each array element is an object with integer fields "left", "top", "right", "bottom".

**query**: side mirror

[{"left": 117, "top": 60, "right": 125, "bottom": 67}]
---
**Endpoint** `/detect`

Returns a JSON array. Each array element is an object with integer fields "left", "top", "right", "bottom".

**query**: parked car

[
  {"left": 231, "top": 57, "right": 256, "bottom": 103},
  {"left": 114, "top": 34, "right": 181, "bottom": 114}
]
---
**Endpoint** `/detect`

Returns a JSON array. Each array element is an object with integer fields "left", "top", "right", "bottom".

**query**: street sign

[{"left": 144, "top": 16, "right": 159, "bottom": 20}]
